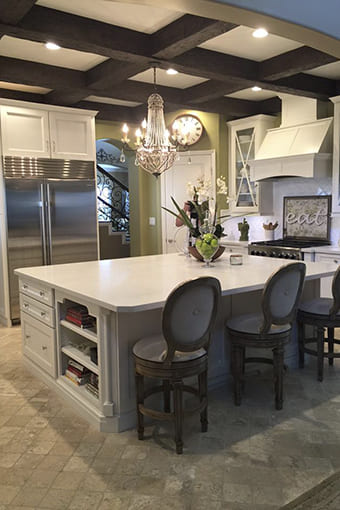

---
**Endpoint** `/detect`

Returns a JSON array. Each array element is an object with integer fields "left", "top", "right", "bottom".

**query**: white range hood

[{"left": 250, "top": 95, "right": 333, "bottom": 180}]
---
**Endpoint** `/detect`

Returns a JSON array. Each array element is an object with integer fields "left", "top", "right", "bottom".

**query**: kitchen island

[{"left": 15, "top": 253, "right": 335, "bottom": 432}]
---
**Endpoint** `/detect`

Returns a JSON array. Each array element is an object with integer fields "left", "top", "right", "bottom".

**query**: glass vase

[{"left": 195, "top": 233, "right": 219, "bottom": 267}]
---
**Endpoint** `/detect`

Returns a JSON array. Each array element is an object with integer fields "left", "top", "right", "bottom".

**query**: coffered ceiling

[{"left": 0, "top": 0, "right": 339, "bottom": 122}]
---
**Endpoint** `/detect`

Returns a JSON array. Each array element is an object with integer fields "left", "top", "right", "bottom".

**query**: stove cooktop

[{"left": 251, "top": 239, "right": 330, "bottom": 249}]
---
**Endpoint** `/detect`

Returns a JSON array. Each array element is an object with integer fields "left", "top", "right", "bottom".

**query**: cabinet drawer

[
  {"left": 21, "top": 311, "right": 56, "bottom": 377},
  {"left": 20, "top": 279, "right": 53, "bottom": 306},
  {"left": 315, "top": 254, "right": 340, "bottom": 265},
  {"left": 20, "top": 294, "right": 55, "bottom": 327}
]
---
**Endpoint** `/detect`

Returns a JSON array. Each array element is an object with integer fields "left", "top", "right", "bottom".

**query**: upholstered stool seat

[
  {"left": 226, "top": 262, "right": 306, "bottom": 410},
  {"left": 298, "top": 298, "right": 340, "bottom": 316},
  {"left": 133, "top": 334, "right": 206, "bottom": 363},
  {"left": 297, "top": 267, "right": 340, "bottom": 381},
  {"left": 227, "top": 313, "right": 291, "bottom": 336},
  {"left": 133, "top": 277, "right": 221, "bottom": 454}
]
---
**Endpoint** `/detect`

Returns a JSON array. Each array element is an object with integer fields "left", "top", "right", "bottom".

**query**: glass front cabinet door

[{"left": 227, "top": 115, "right": 276, "bottom": 215}]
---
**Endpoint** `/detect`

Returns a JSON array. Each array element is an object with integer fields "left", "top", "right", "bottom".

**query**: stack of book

[
  {"left": 65, "top": 359, "right": 90, "bottom": 386},
  {"left": 65, "top": 305, "right": 96, "bottom": 329},
  {"left": 86, "top": 373, "right": 99, "bottom": 399}
]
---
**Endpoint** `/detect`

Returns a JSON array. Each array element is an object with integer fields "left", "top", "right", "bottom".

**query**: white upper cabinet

[
  {"left": 49, "top": 112, "right": 95, "bottom": 160},
  {"left": 1, "top": 103, "right": 96, "bottom": 161},
  {"left": 1, "top": 106, "right": 50, "bottom": 158}
]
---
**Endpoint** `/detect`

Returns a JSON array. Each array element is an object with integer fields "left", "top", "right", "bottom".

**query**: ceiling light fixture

[
  {"left": 252, "top": 28, "right": 268, "bottom": 38},
  {"left": 252, "top": 86, "right": 262, "bottom": 92},
  {"left": 121, "top": 63, "right": 188, "bottom": 177},
  {"left": 45, "top": 42, "right": 61, "bottom": 50},
  {"left": 166, "top": 68, "right": 178, "bottom": 75}
]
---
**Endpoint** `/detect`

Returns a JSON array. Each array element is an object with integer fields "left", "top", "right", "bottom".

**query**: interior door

[
  {"left": 160, "top": 150, "right": 216, "bottom": 254},
  {"left": 47, "top": 180, "right": 98, "bottom": 265},
  {"left": 6, "top": 179, "right": 45, "bottom": 322}
]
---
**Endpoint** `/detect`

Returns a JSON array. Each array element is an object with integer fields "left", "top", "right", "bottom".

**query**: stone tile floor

[{"left": 0, "top": 325, "right": 340, "bottom": 509}]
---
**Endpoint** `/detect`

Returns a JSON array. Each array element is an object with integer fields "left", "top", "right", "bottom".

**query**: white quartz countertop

[{"left": 15, "top": 253, "right": 336, "bottom": 312}]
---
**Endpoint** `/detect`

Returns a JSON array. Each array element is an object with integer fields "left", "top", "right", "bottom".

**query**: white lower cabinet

[
  {"left": 315, "top": 252, "right": 340, "bottom": 297},
  {"left": 21, "top": 311, "right": 57, "bottom": 377}
]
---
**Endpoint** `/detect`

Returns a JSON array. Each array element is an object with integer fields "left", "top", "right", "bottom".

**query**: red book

[{"left": 67, "top": 364, "right": 84, "bottom": 378}]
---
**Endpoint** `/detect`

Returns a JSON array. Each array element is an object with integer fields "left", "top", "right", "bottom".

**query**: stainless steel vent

[{"left": 3, "top": 157, "right": 95, "bottom": 180}]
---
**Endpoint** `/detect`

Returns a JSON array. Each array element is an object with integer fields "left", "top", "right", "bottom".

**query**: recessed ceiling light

[
  {"left": 166, "top": 68, "right": 178, "bottom": 75},
  {"left": 252, "top": 28, "right": 268, "bottom": 38},
  {"left": 252, "top": 86, "right": 262, "bottom": 92},
  {"left": 45, "top": 42, "right": 61, "bottom": 50}
]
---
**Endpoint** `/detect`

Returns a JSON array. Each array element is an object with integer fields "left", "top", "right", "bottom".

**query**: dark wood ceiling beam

[
  {"left": 269, "top": 73, "right": 336, "bottom": 99},
  {"left": 0, "top": 87, "right": 45, "bottom": 103},
  {"left": 151, "top": 14, "right": 236, "bottom": 59},
  {"left": 181, "top": 80, "right": 239, "bottom": 104},
  {"left": 99, "top": 81, "right": 184, "bottom": 105},
  {"left": 0, "top": 56, "right": 85, "bottom": 89},
  {"left": 256, "top": 97, "right": 281, "bottom": 115},
  {"left": 0, "top": 0, "right": 36, "bottom": 24},
  {"left": 76, "top": 101, "right": 141, "bottom": 123},
  {"left": 259, "top": 46, "right": 338, "bottom": 81},
  {"left": 2, "top": 5, "right": 151, "bottom": 61},
  {"left": 86, "top": 61, "right": 149, "bottom": 90},
  {"left": 46, "top": 62, "right": 151, "bottom": 105},
  {"left": 170, "top": 47, "right": 258, "bottom": 82}
]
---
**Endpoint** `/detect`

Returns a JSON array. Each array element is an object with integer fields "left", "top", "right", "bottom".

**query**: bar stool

[
  {"left": 133, "top": 277, "right": 221, "bottom": 454},
  {"left": 297, "top": 266, "right": 340, "bottom": 381},
  {"left": 226, "top": 263, "right": 306, "bottom": 410}
]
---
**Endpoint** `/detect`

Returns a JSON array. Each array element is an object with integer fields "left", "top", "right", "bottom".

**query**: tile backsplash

[{"left": 222, "top": 177, "right": 340, "bottom": 244}]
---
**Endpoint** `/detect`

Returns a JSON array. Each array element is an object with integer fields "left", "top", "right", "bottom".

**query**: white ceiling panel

[
  {"left": 0, "top": 82, "right": 51, "bottom": 94},
  {"left": 200, "top": 25, "right": 303, "bottom": 62},
  {"left": 0, "top": 36, "right": 108, "bottom": 71},
  {"left": 304, "top": 61, "right": 340, "bottom": 80},
  {"left": 129, "top": 69, "right": 208, "bottom": 89},
  {"left": 226, "top": 88, "right": 278, "bottom": 101},
  {"left": 37, "top": 0, "right": 182, "bottom": 34},
  {"left": 86, "top": 96, "right": 141, "bottom": 107}
]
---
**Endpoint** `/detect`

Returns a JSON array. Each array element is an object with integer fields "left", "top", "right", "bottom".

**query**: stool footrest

[{"left": 245, "top": 357, "right": 273, "bottom": 365}]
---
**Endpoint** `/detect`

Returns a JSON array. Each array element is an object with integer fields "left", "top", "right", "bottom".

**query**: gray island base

[{"left": 15, "top": 253, "right": 335, "bottom": 432}]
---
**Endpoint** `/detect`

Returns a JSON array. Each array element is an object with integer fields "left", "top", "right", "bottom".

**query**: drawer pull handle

[
  {"left": 40, "top": 291, "right": 45, "bottom": 297},
  {"left": 40, "top": 312, "right": 46, "bottom": 317},
  {"left": 23, "top": 284, "right": 28, "bottom": 289},
  {"left": 24, "top": 303, "right": 29, "bottom": 308},
  {"left": 334, "top": 260, "right": 339, "bottom": 264},
  {"left": 25, "top": 334, "right": 31, "bottom": 339},
  {"left": 42, "top": 345, "right": 47, "bottom": 351}
]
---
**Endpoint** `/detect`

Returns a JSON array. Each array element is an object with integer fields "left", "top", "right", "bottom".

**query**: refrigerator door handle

[
  {"left": 46, "top": 183, "right": 53, "bottom": 265},
  {"left": 40, "top": 183, "right": 48, "bottom": 265}
]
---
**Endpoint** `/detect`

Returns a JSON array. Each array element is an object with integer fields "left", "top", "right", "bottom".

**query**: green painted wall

[{"left": 96, "top": 110, "right": 229, "bottom": 257}]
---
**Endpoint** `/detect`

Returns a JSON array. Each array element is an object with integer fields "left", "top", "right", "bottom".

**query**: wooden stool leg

[
  {"left": 163, "top": 380, "right": 171, "bottom": 412},
  {"left": 273, "top": 345, "right": 284, "bottom": 410},
  {"left": 198, "top": 370, "right": 208, "bottom": 433},
  {"left": 232, "top": 344, "right": 243, "bottom": 406},
  {"left": 317, "top": 326, "right": 325, "bottom": 382},
  {"left": 173, "top": 381, "right": 183, "bottom": 454},
  {"left": 135, "top": 373, "right": 144, "bottom": 440},
  {"left": 298, "top": 319, "right": 305, "bottom": 368},
  {"left": 328, "top": 327, "right": 334, "bottom": 366}
]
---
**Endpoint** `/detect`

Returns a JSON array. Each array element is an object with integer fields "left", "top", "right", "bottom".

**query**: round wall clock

[{"left": 173, "top": 114, "right": 204, "bottom": 146}]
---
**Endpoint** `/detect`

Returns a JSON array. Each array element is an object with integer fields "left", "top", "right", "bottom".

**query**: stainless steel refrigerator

[{"left": 4, "top": 157, "right": 98, "bottom": 323}]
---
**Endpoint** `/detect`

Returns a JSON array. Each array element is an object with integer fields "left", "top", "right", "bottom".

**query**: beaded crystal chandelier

[{"left": 121, "top": 65, "right": 184, "bottom": 178}]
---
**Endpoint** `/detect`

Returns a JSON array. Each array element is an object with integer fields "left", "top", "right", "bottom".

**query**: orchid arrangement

[{"left": 162, "top": 175, "right": 230, "bottom": 239}]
